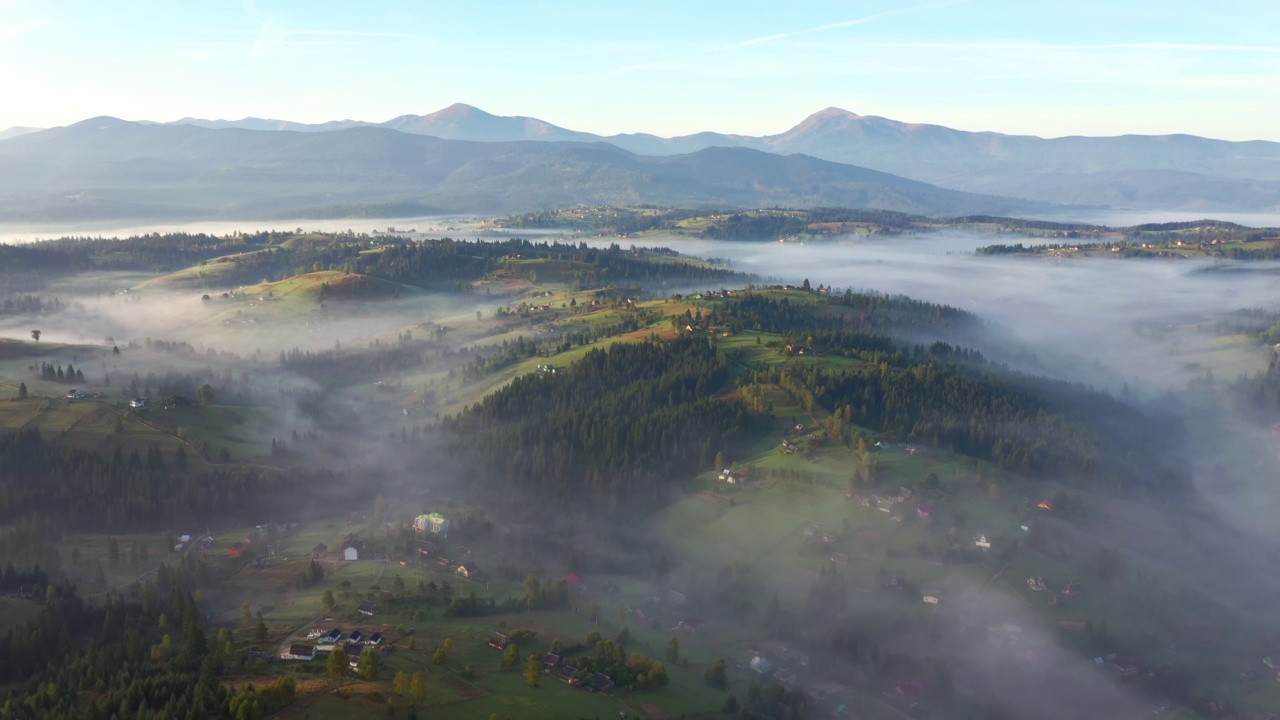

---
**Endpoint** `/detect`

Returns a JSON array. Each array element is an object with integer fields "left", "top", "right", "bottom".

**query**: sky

[{"left": 1, "top": 0, "right": 1278, "bottom": 140}]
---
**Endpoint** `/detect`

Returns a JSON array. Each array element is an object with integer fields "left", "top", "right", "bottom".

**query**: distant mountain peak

[
  {"left": 431, "top": 102, "right": 488, "bottom": 117},
  {"left": 809, "top": 107, "right": 864, "bottom": 120}
]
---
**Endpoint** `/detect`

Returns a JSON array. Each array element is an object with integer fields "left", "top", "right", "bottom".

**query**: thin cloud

[{"left": 715, "top": 0, "right": 972, "bottom": 52}]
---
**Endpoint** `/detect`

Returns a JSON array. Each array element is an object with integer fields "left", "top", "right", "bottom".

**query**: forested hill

[
  {"left": 442, "top": 336, "right": 761, "bottom": 508},
  {"left": 0, "top": 233, "right": 747, "bottom": 292},
  {"left": 440, "top": 289, "right": 1188, "bottom": 510}
]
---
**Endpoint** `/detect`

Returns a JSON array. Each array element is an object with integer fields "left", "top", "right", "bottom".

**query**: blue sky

[{"left": 1, "top": 0, "right": 1277, "bottom": 140}]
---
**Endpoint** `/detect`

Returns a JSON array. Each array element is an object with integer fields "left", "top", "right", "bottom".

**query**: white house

[
  {"left": 974, "top": 534, "right": 992, "bottom": 550},
  {"left": 344, "top": 546, "right": 358, "bottom": 561},
  {"left": 922, "top": 592, "right": 940, "bottom": 605}
]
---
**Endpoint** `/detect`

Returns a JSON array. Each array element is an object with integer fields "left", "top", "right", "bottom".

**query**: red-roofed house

[{"left": 894, "top": 680, "right": 926, "bottom": 705}]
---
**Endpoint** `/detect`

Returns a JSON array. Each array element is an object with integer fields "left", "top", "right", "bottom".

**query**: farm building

[
  {"left": 974, "top": 534, "right": 992, "bottom": 550},
  {"left": 541, "top": 653, "right": 562, "bottom": 672},
  {"left": 311, "top": 543, "right": 328, "bottom": 559},
  {"left": 488, "top": 632, "right": 510, "bottom": 650},
  {"left": 922, "top": 592, "right": 940, "bottom": 605},
  {"left": 456, "top": 561, "right": 479, "bottom": 578},
  {"left": 343, "top": 546, "right": 358, "bottom": 561},
  {"left": 749, "top": 656, "right": 773, "bottom": 675},
  {"left": 1028, "top": 576, "right": 1048, "bottom": 592},
  {"left": 280, "top": 644, "right": 316, "bottom": 661},
  {"left": 358, "top": 600, "right": 380, "bottom": 617}
]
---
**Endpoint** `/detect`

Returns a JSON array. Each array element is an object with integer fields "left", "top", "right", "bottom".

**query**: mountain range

[
  {"left": 0, "top": 117, "right": 1052, "bottom": 222},
  {"left": 3, "top": 104, "right": 1279, "bottom": 221},
  {"left": 99, "top": 103, "right": 1280, "bottom": 211}
]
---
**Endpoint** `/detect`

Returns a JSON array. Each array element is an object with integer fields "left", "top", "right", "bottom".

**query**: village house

[
  {"left": 456, "top": 561, "right": 480, "bottom": 578},
  {"left": 749, "top": 656, "right": 773, "bottom": 675},
  {"left": 557, "top": 664, "right": 579, "bottom": 684},
  {"left": 366, "top": 632, "right": 383, "bottom": 646},
  {"left": 1027, "top": 576, "right": 1048, "bottom": 592},
  {"left": 412, "top": 512, "right": 450, "bottom": 536},
  {"left": 974, "top": 534, "right": 992, "bottom": 550},
  {"left": 719, "top": 468, "right": 747, "bottom": 485},
  {"left": 358, "top": 600, "right": 380, "bottom": 617},
  {"left": 488, "top": 632, "right": 510, "bottom": 650},
  {"left": 894, "top": 679, "right": 926, "bottom": 706},
  {"left": 541, "top": 653, "right": 562, "bottom": 673},
  {"left": 310, "top": 543, "right": 328, "bottom": 559},
  {"left": 280, "top": 644, "right": 316, "bottom": 661},
  {"left": 922, "top": 592, "right": 940, "bottom": 605},
  {"left": 348, "top": 630, "right": 364, "bottom": 644},
  {"left": 343, "top": 546, "right": 358, "bottom": 561},
  {"left": 587, "top": 672, "right": 615, "bottom": 694}
]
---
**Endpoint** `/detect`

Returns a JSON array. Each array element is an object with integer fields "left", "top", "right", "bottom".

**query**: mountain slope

[
  {"left": 0, "top": 118, "right": 1052, "bottom": 221},
  {"left": 158, "top": 104, "right": 1280, "bottom": 211},
  {"left": 0, "top": 126, "right": 41, "bottom": 141},
  {"left": 757, "top": 108, "right": 1280, "bottom": 209}
]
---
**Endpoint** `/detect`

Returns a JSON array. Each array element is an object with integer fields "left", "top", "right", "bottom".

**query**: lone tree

[
  {"left": 525, "top": 653, "right": 541, "bottom": 688},
  {"left": 501, "top": 643, "right": 520, "bottom": 671},
  {"left": 326, "top": 648, "right": 345, "bottom": 680},
  {"left": 30, "top": 330, "right": 40, "bottom": 342},
  {"left": 17, "top": 382, "right": 27, "bottom": 399},
  {"left": 410, "top": 672, "right": 427, "bottom": 704},
  {"left": 197, "top": 383, "right": 215, "bottom": 405},
  {"left": 358, "top": 648, "right": 380, "bottom": 680},
  {"left": 704, "top": 657, "right": 728, "bottom": 689}
]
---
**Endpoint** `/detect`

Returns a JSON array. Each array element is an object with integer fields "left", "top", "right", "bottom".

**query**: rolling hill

[
  {"left": 135, "top": 104, "right": 1280, "bottom": 211},
  {"left": 0, "top": 118, "right": 1055, "bottom": 221}
]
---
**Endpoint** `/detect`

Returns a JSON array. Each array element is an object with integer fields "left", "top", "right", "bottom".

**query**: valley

[{"left": 3, "top": 221, "right": 1280, "bottom": 719}]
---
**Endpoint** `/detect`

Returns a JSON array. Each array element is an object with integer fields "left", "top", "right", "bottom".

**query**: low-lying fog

[
  {"left": 6, "top": 219, "right": 1280, "bottom": 717},
  {"left": 0, "top": 215, "right": 558, "bottom": 245}
]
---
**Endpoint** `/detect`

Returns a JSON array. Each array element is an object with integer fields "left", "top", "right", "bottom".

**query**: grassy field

[{"left": 0, "top": 598, "right": 40, "bottom": 635}]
